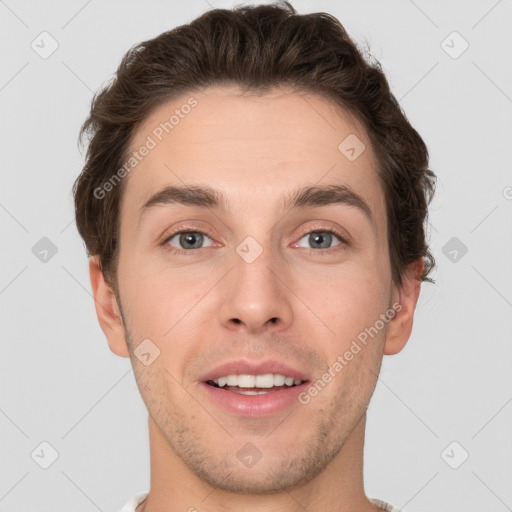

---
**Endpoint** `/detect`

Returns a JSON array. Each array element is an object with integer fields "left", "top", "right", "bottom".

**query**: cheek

[
  {"left": 315, "top": 274, "right": 387, "bottom": 399},
  {"left": 117, "top": 264, "right": 168, "bottom": 338},
  {"left": 298, "top": 267, "right": 389, "bottom": 335},
  {"left": 119, "top": 266, "right": 210, "bottom": 357}
]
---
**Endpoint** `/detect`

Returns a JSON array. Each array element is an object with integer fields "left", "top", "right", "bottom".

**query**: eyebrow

[{"left": 139, "top": 183, "right": 375, "bottom": 228}]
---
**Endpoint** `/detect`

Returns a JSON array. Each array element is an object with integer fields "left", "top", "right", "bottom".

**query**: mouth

[
  {"left": 197, "top": 359, "right": 311, "bottom": 416},
  {"left": 200, "top": 372, "right": 310, "bottom": 417},
  {"left": 204, "top": 373, "right": 308, "bottom": 395}
]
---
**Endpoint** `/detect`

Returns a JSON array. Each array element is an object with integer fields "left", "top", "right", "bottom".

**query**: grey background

[{"left": 1, "top": 0, "right": 511, "bottom": 511}]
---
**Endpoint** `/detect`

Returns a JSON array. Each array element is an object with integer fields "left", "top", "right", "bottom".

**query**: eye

[
  {"left": 161, "top": 226, "right": 348, "bottom": 256},
  {"left": 164, "top": 230, "right": 214, "bottom": 253},
  {"left": 295, "top": 229, "right": 346, "bottom": 250}
]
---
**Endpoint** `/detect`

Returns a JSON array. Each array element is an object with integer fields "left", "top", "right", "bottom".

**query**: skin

[{"left": 89, "top": 85, "right": 423, "bottom": 512}]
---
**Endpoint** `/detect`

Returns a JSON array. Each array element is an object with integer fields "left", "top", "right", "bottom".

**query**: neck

[{"left": 139, "top": 412, "right": 379, "bottom": 512}]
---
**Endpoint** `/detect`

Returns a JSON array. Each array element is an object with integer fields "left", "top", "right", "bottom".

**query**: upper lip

[{"left": 198, "top": 358, "right": 310, "bottom": 383}]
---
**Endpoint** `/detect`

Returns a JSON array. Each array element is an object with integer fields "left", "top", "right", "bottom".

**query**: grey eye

[
  {"left": 296, "top": 231, "right": 342, "bottom": 249},
  {"left": 167, "top": 231, "right": 214, "bottom": 250}
]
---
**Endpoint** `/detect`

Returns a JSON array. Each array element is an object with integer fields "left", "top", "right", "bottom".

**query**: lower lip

[{"left": 199, "top": 382, "right": 309, "bottom": 417}]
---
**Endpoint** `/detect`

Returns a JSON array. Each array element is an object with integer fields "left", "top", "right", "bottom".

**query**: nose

[{"left": 218, "top": 243, "right": 293, "bottom": 334}]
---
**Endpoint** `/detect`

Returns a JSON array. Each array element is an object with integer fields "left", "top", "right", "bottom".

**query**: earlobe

[
  {"left": 89, "top": 256, "right": 130, "bottom": 358},
  {"left": 383, "top": 258, "right": 424, "bottom": 355}
]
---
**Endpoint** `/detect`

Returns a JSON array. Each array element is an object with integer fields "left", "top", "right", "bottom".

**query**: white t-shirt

[{"left": 115, "top": 492, "right": 405, "bottom": 512}]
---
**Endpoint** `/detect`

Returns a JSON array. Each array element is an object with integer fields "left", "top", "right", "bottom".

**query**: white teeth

[
  {"left": 255, "top": 374, "right": 274, "bottom": 388},
  {"left": 273, "top": 374, "right": 285, "bottom": 386},
  {"left": 238, "top": 374, "right": 255, "bottom": 387},
  {"left": 226, "top": 375, "right": 238, "bottom": 386},
  {"left": 211, "top": 373, "right": 303, "bottom": 388}
]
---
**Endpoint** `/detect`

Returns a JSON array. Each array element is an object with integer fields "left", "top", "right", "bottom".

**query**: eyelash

[{"left": 161, "top": 226, "right": 348, "bottom": 256}]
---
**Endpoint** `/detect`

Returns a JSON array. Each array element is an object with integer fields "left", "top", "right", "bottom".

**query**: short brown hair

[{"left": 73, "top": 1, "right": 436, "bottom": 291}]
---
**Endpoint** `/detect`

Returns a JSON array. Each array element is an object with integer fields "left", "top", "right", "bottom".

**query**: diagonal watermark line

[
  {"left": 300, "top": 93, "right": 338, "bottom": 132},
  {"left": 264, "top": 408, "right": 295, "bottom": 438},
  {"left": 0, "top": 472, "right": 29, "bottom": 503},
  {"left": 60, "top": 218, "right": 75, "bottom": 234},
  {"left": 163, "top": 162, "right": 231, "bottom": 233},
  {"left": 471, "top": 265, "right": 512, "bottom": 308},
  {"left": 0, "top": 62, "right": 29, "bottom": 92},
  {"left": 400, "top": 472, "right": 440, "bottom": 510},
  {"left": 0, "top": 265, "right": 28, "bottom": 295},
  {"left": 60, "top": 265, "right": 96, "bottom": 297},
  {"left": 407, "top": 0, "right": 439, "bottom": 28},
  {"left": 198, "top": 487, "right": 216, "bottom": 506},
  {"left": 60, "top": 264, "right": 113, "bottom": 317},
  {"left": 470, "top": 204, "right": 499, "bottom": 233},
  {"left": 0, "top": 202, "right": 29, "bottom": 232},
  {"left": 163, "top": 267, "right": 234, "bottom": 337},
  {"left": 266, "top": 163, "right": 337, "bottom": 235},
  {"left": 372, "top": 370, "right": 439, "bottom": 438},
  {"left": 472, "top": 60, "right": 512, "bottom": 105},
  {"left": 471, "top": 0, "right": 502, "bottom": 30},
  {"left": 0, "top": 0, "right": 29, "bottom": 28},
  {"left": 61, "top": 0, "right": 93, "bottom": 29},
  {"left": 284, "top": 489, "right": 308, "bottom": 512},
  {"left": 61, "top": 369, "right": 132, "bottom": 439},
  {"left": 61, "top": 471, "right": 102, "bottom": 511},
  {"left": 428, "top": 219, "right": 438, "bottom": 234},
  {"left": 399, "top": 62, "right": 439, "bottom": 103},
  {"left": 471, "top": 471, "right": 512, "bottom": 510},
  {"left": 61, "top": 61, "right": 94, "bottom": 93},
  {"left": 266, "top": 266, "right": 336, "bottom": 335},
  {"left": 471, "top": 396, "right": 512, "bottom": 439},
  {"left": 163, "top": 368, "right": 234, "bottom": 438},
  {"left": 0, "top": 408, "right": 29, "bottom": 438}
]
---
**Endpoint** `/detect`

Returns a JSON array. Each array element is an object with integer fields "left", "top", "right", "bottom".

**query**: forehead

[{"left": 121, "top": 85, "right": 385, "bottom": 226}]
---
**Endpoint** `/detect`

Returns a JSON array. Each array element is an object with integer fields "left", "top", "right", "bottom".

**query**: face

[{"left": 93, "top": 85, "right": 419, "bottom": 494}]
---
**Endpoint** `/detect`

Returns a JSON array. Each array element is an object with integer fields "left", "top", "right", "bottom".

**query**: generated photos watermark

[
  {"left": 93, "top": 96, "right": 198, "bottom": 200},
  {"left": 298, "top": 301, "right": 403, "bottom": 405}
]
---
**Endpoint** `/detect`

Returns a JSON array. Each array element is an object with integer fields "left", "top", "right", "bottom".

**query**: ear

[
  {"left": 384, "top": 258, "right": 424, "bottom": 355},
  {"left": 89, "top": 255, "right": 130, "bottom": 358}
]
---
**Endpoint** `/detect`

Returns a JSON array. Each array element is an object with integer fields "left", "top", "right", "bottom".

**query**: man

[{"left": 73, "top": 2, "right": 436, "bottom": 511}]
